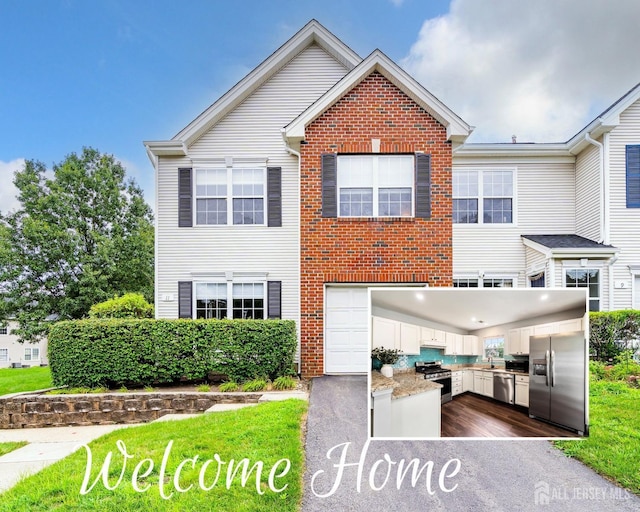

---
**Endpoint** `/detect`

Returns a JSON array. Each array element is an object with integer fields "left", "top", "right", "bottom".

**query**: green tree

[{"left": 0, "top": 148, "right": 154, "bottom": 342}]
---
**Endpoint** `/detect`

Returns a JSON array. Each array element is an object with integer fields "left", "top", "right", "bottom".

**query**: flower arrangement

[{"left": 371, "top": 346, "right": 401, "bottom": 365}]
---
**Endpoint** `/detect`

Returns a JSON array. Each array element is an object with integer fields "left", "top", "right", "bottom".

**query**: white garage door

[{"left": 325, "top": 287, "right": 369, "bottom": 373}]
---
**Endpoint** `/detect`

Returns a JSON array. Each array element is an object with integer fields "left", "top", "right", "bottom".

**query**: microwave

[{"left": 505, "top": 359, "right": 529, "bottom": 373}]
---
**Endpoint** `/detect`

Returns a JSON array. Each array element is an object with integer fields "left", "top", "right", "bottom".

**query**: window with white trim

[
  {"left": 195, "top": 168, "right": 265, "bottom": 225},
  {"left": 0, "top": 348, "right": 7, "bottom": 362},
  {"left": 338, "top": 155, "right": 413, "bottom": 217},
  {"left": 195, "top": 282, "right": 265, "bottom": 319},
  {"left": 0, "top": 325, "right": 7, "bottom": 335},
  {"left": 483, "top": 336, "right": 505, "bottom": 360},
  {"left": 529, "top": 271, "right": 546, "bottom": 288},
  {"left": 454, "top": 277, "right": 515, "bottom": 288},
  {"left": 24, "top": 347, "right": 39, "bottom": 361},
  {"left": 453, "top": 169, "right": 514, "bottom": 224},
  {"left": 565, "top": 268, "right": 600, "bottom": 311}
]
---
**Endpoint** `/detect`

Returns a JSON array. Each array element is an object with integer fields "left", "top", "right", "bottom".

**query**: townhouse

[{"left": 145, "top": 20, "right": 640, "bottom": 377}]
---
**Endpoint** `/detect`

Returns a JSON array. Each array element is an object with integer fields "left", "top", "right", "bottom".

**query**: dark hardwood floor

[{"left": 441, "top": 393, "right": 578, "bottom": 438}]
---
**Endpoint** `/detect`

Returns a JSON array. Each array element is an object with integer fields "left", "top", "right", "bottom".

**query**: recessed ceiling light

[
  {"left": 540, "top": 294, "right": 549, "bottom": 301},
  {"left": 416, "top": 292, "right": 425, "bottom": 300},
  {"left": 471, "top": 316, "right": 476, "bottom": 322}
]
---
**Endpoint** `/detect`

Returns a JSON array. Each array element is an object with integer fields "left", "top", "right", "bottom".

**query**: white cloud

[
  {"left": 389, "top": 0, "right": 404, "bottom": 6},
  {"left": 402, "top": 0, "right": 640, "bottom": 142},
  {"left": 0, "top": 159, "right": 24, "bottom": 215}
]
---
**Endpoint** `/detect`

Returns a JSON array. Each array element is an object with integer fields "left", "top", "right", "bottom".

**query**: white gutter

[
  {"left": 281, "top": 128, "right": 302, "bottom": 371},
  {"left": 584, "top": 133, "right": 605, "bottom": 243}
]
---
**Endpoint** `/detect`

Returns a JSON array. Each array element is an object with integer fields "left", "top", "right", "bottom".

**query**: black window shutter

[
  {"left": 267, "top": 167, "right": 282, "bottom": 227},
  {"left": 627, "top": 145, "right": 640, "bottom": 208},
  {"left": 267, "top": 281, "right": 282, "bottom": 319},
  {"left": 178, "top": 168, "right": 193, "bottom": 227},
  {"left": 415, "top": 153, "right": 431, "bottom": 219},
  {"left": 178, "top": 281, "right": 193, "bottom": 318},
  {"left": 321, "top": 153, "right": 337, "bottom": 218}
]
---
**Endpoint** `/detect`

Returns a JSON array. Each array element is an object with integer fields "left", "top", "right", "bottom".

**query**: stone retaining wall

[{"left": 0, "top": 392, "right": 263, "bottom": 429}]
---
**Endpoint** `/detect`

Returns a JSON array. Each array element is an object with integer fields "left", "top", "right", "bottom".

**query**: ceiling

[{"left": 370, "top": 288, "right": 588, "bottom": 332}]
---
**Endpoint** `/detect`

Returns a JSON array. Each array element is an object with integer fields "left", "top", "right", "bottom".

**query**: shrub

[
  {"left": 589, "top": 360, "right": 606, "bottom": 381},
  {"left": 242, "top": 378, "right": 267, "bottom": 392},
  {"left": 89, "top": 293, "right": 154, "bottom": 319},
  {"left": 196, "top": 384, "right": 211, "bottom": 392},
  {"left": 219, "top": 381, "right": 239, "bottom": 392},
  {"left": 273, "top": 375, "right": 297, "bottom": 390},
  {"left": 589, "top": 310, "right": 640, "bottom": 362},
  {"left": 48, "top": 318, "right": 297, "bottom": 388}
]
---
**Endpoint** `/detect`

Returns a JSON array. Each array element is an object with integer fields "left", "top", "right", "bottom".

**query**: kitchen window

[
  {"left": 483, "top": 336, "right": 505, "bottom": 361},
  {"left": 195, "top": 168, "right": 265, "bottom": 225},
  {"left": 24, "top": 347, "right": 39, "bottom": 361},
  {"left": 337, "top": 155, "right": 414, "bottom": 217},
  {"left": 565, "top": 268, "right": 600, "bottom": 311},
  {"left": 453, "top": 169, "right": 514, "bottom": 224},
  {"left": 195, "top": 282, "right": 265, "bottom": 319}
]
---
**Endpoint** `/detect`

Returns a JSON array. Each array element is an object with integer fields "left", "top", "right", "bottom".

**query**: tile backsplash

[{"left": 394, "top": 347, "right": 478, "bottom": 369}]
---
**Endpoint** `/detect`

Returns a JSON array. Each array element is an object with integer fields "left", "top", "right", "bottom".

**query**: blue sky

[{"left": 2, "top": 0, "right": 640, "bottom": 212}]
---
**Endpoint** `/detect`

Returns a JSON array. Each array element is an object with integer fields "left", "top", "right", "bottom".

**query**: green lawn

[
  {"left": 0, "top": 399, "right": 307, "bottom": 511},
  {"left": 0, "top": 366, "right": 53, "bottom": 396},
  {"left": 0, "top": 442, "right": 27, "bottom": 457},
  {"left": 555, "top": 380, "right": 640, "bottom": 495}
]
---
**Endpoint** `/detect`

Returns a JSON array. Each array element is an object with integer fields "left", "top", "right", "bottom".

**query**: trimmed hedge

[
  {"left": 48, "top": 319, "right": 297, "bottom": 388},
  {"left": 589, "top": 310, "right": 640, "bottom": 362},
  {"left": 89, "top": 293, "right": 154, "bottom": 319}
]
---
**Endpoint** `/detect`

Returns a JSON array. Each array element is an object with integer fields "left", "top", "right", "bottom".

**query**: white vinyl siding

[
  {"left": 607, "top": 99, "right": 640, "bottom": 310},
  {"left": 155, "top": 44, "right": 351, "bottom": 368},
  {"left": 575, "top": 142, "right": 602, "bottom": 241},
  {"left": 453, "top": 160, "right": 575, "bottom": 287}
]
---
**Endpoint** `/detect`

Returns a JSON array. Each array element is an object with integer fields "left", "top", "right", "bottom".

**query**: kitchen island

[{"left": 371, "top": 370, "right": 441, "bottom": 438}]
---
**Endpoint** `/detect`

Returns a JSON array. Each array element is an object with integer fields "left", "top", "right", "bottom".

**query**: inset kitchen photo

[{"left": 369, "top": 287, "right": 589, "bottom": 439}]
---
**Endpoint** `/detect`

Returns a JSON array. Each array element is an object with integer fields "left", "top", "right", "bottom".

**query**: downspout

[
  {"left": 608, "top": 254, "right": 619, "bottom": 311},
  {"left": 584, "top": 133, "right": 605, "bottom": 243},
  {"left": 281, "top": 129, "right": 302, "bottom": 374}
]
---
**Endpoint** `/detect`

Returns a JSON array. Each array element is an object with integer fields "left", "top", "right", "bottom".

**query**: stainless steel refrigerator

[{"left": 529, "top": 331, "right": 588, "bottom": 435}]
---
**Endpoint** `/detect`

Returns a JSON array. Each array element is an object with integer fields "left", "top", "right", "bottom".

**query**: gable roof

[
  {"left": 283, "top": 49, "right": 473, "bottom": 143},
  {"left": 522, "top": 234, "right": 618, "bottom": 258},
  {"left": 144, "top": 20, "right": 361, "bottom": 163}
]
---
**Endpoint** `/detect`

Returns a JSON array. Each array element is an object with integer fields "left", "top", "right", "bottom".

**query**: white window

[
  {"left": 454, "top": 276, "right": 515, "bottom": 288},
  {"left": 24, "top": 347, "right": 39, "bottom": 361},
  {"left": 195, "top": 282, "right": 265, "bottom": 319},
  {"left": 453, "top": 169, "right": 514, "bottom": 224},
  {"left": 0, "top": 325, "right": 7, "bottom": 335},
  {"left": 337, "top": 155, "right": 413, "bottom": 217},
  {"left": 0, "top": 348, "right": 7, "bottom": 362},
  {"left": 483, "top": 336, "right": 505, "bottom": 360},
  {"left": 565, "top": 268, "right": 600, "bottom": 311},
  {"left": 195, "top": 168, "right": 265, "bottom": 225}
]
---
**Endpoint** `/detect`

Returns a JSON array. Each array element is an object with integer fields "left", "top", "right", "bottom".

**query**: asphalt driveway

[{"left": 302, "top": 375, "right": 640, "bottom": 511}]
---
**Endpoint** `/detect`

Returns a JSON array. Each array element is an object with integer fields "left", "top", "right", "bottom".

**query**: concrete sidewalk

[{"left": 0, "top": 390, "right": 308, "bottom": 494}]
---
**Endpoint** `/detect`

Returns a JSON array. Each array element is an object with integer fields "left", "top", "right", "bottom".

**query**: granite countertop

[{"left": 371, "top": 370, "right": 441, "bottom": 399}]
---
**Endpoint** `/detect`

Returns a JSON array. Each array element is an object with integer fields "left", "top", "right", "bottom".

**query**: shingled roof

[{"left": 521, "top": 234, "right": 616, "bottom": 250}]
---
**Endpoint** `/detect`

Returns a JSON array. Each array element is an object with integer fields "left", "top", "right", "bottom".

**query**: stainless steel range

[{"left": 415, "top": 361, "right": 452, "bottom": 404}]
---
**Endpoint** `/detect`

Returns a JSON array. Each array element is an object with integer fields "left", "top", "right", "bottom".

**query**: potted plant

[{"left": 371, "top": 346, "right": 401, "bottom": 378}]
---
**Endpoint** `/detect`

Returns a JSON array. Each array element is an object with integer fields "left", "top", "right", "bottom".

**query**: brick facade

[{"left": 299, "top": 71, "right": 454, "bottom": 377}]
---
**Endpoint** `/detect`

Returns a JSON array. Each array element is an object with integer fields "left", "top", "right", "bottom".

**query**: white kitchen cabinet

[
  {"left": 472, "top": 370, "right": 493, "bottom": 397},
  {"left": 400, "top": 322, "right": 421, "bottom": 355},
  {"left": 515, "top": 374, "right": 529, "bottom": 407},
  {"left": 463, "top": 335, "right": 480, "bottom": 355},
  {"left": 419, "top": 326, "right": 446, "bottom": 348},
  {"left": 557, "top": 318, "right": 583, "bottom": 333},
  {"left": 507, "top": 326, "right": 533, "bottom": 355},
  {"left": 445, "top": 332, "right": 464, "bottom": 355},
  {"left": 462, "top": 370, "right": 474, "bottom": 392},
  {"left": 451, "top": 371, "right": 463, "bottom": 396},
  {"left": 372, "top": 316, "right": 400, "bottom": 350},
  {"left": 534, "top": 322, "right": 555, "bottom": 336},
  {"left": 388, "top": 388, "right": 441, "bottom": 437}
]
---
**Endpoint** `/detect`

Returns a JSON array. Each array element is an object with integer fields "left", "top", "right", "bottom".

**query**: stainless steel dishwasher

[{"left": 493, "top": 373, "right": 515, "bottom": 404}]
